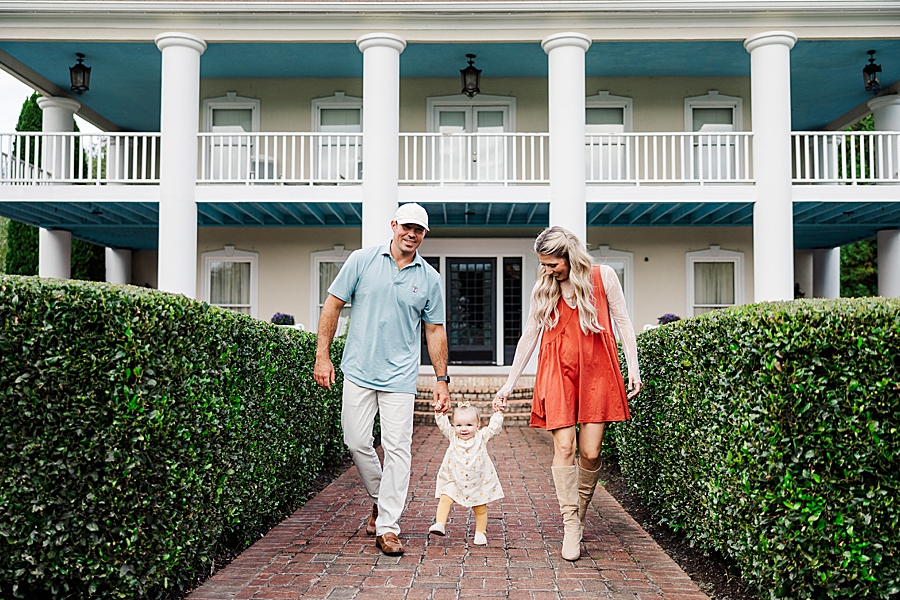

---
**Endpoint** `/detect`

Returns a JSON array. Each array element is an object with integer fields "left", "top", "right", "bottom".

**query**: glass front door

[{"left": 446, "top": 257, "right": 496, "bottom": 364}]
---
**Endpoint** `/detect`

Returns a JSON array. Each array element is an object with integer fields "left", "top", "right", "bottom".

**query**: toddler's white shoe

[
  {"left": 473, "top": 531, "right": 487, "bottom": 546},
  {"left": 429, "top": 522, "right": 446, "bottom": 536}
]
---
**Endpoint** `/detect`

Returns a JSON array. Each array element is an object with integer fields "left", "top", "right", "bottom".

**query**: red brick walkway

[{"left": 188, "top": 426, "right": 710, "bottom": 600}]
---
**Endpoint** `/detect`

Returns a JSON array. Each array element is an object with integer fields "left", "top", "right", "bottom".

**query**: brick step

[{"left": 415, "top": 374, "right": 534, "bottom": 426}]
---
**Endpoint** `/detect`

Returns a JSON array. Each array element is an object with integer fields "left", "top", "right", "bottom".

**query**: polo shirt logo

[{"left": 412, "top": 286, "right": 419, "bottom": 294}]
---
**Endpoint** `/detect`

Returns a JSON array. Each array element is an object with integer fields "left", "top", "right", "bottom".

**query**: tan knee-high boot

[
  {"left": 577, "top": 464, "right": 601, "bottom": 524},
  {"left": 551, "top": 465, "right": 582, "bottom": 561}
]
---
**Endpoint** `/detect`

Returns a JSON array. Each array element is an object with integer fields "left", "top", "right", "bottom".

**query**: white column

[
  {"left": 357, "top": 33, "right": 406, "bottom": 248},
  {"left": 36, "top": 97, "right": 80, "bottom": 278},
  {"left": 543, "top": 33, "right": 591, "bottom": 243},
  {"left": 105, "top": 248, "right": 133, "bottom": 284},
  {"left": 867, "top": 95, "right": 900, "bottom": 180},
  {"left": 744, "top": 31, "right": 797, "bottom": 302},
  {"left": 38, "top": 229, "right": 71, "bottom": 279},
  {"left": 793, "top": 250, "right": 813, "bottom": 298},
  {"left": 155, "top": 33, "right": 205, "bottom": 298},
  {"left": 877, "top": 229, "right": 900, "bottom": 297},
  {"left": 813, "top": 247, "right": 840, "bottom": 298}
]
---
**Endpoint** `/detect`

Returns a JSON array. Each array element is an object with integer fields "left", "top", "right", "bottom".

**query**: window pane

[
  {"left": 476, "top": 110, "right": 504, "bottom": 130},
  {"left": 210, "top": 261, "right": 251, "bottom": 305},
  {"left": 321, "top": 108, "right": 361, "bottom": 127},
  {"left": 319, "top": 261, "right": 345, "bottom": 305},
  {"left": 439, "top": 111, "right": 466, "bottom": 131},
  {"left": 692, "top": 107, "right": 734, "bottom": 132},
  {"left": 503, "top": 258, "right": 522, "bottom": 365},
  {"left": 212, "top": 108, "right": 253, "bottom": 132},
  {"left": 694, "top": 262, "right": 735, "bottom": 305},
  {"left": 586, "top": 107, "right": 624, "bottom": 125}
]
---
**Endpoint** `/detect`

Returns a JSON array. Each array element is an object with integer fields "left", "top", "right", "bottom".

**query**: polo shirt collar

[{"left": 380, "top": 241, "right": 424, "bottom": 267}]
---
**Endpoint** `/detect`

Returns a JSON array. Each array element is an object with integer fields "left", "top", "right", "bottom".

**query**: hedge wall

[
  {"left": 615, "top": 298, "right": 900, "bottom": 599},
  {"left": 0, "top": 275, "right": 346, "bottom": 598}
]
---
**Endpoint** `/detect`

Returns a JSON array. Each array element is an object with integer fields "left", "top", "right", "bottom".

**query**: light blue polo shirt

[{"left": 328, "top": 242, "right": 444, "bottom": 394}]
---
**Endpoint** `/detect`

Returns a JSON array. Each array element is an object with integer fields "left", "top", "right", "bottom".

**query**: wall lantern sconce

[
  {"left": 863, "top": 50, "right": 881, "bottom": 95},
  {"left": 460, "top": 54, "right": 481, "bottom": 98},
  {"left": 70, "top": 53, "right": 91, "bottom": 95}
]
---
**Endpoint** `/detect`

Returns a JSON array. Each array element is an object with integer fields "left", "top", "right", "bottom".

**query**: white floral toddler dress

[{"left": 434, "top": 411, "right": 505, "bottom": 507}]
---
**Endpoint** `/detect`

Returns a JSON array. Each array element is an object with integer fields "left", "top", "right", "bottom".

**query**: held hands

[
  {"left": 433, "top": 380, "right": 451, "bottom": 414},
  {"left": 492, "top": 387, "right": 510, "bottom": 413}
]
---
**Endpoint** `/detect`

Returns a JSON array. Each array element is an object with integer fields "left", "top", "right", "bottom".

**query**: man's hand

[
  {"left": 314, "top": 355, "right": 336, "bottom": 390},
  {"left": 433, "top": 380, "right": 450, "bottom": 414}
]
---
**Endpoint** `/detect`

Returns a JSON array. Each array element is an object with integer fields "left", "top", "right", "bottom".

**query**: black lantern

[
  {"left": 863, "top": 50, "right": 881, "bottom": 95},
  {"left": 70, "top": 53, "right": 91, "bottom": 95},
  {"left": 460, "top": 54, "right": 481, "bottom": 99}
]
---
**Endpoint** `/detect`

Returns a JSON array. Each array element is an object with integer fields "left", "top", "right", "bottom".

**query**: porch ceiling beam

[
  {"left": 506, "top": 203, "right": 516, "bottom": 225},
  {"left": 526, "top": 203, "right": 539, "bottom": 225},
  {"left": 252, "top": 202, "right": 286, "bottom": 225},
  {"left": 88, "top": 203, "right": 135, "bottom": 225},
  {"left": 628, "top": 203, "right": 658, "bottom": 223},
  {"left": 275, "top": 202, "right": 307, "bottom": 225},
  {"left": 710, "top": 202, "right": 751, "bottom": 224},
  {"left": 0, "top": 204, "right": 44, "bottom": 227},
  {"left": 231, "top": 203, "right": 266, "bottom": 225},
  {"left": 688, "top": 203, "right": 725, "bottom": 224},
  {"left": 197, "top": 204, "right": 225, "bottom": 225},
  {"left": 443, "top": 203, "right": 449, "bottom": 225},
  {"left": 668, "top": 203, "right": 706, "bottom": 225},
  {"left": 485, "top": 203, "right": 493, "bottom": 224},
  {"left": 587, "top": 204, "right": 607, "bottom": 224},
  {"left": 322, "top": 203, "right": 346, "bottom": 225},
  {"left": 792, "top": 202, "right": 850, "bottom": 224},
  {"left": 833, "top": 203, "right": 892, "bottom": 224},
  {"left": 346, "top": 202, "right": 362, "bottom": 221},
  {"left": 648, "top": 203, "right": 683, "bottom": 225},
  {"left": 210, "top": 202, "right": 252, "bottom": 225},
  {"left": 792, "top": 201, "right": 826, "bottom": 221},
  {"left": 110, "top": 202, "right": 158, "bottom": 224},
  {"left": 44, "top": 202, "right": 106, "bottom": 225},
  {"left": 607, "top": 203, "right": 633, "bottom": 225},
  {"left": 303, "top": 203, "right": 327, "bottom": 225}
]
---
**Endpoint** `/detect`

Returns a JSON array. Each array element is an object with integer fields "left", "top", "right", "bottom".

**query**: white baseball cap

[{"left": 394, "top": 202, "right": 430, "bottom": 231}]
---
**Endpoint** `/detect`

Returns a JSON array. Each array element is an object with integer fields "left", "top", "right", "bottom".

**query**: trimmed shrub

[
  {"left": 615, "top": 298, "right": 900, "bottom": 599},
  {"left": 4, "top": 221, "right": 37, "bottom": 276},
  {"left": 0, "top": 275, "right": 346, "bottom": 598}
]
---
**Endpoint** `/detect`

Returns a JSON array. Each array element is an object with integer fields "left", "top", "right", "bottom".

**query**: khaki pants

[{"left": 341, "top": 379, "right": 415, "bottom": 536}]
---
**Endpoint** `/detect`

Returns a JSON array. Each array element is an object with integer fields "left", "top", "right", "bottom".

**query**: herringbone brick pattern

[{"left": 188, "top": 426, "right": 710, "bottom": 600}]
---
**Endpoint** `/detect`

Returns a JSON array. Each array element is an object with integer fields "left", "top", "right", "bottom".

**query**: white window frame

[
  {"left": 684, "top": 90, "right": 742, "bottom": 133},
  {"left": 311, "top": 92, "right": 363, "bottom": 132},
  {"left": 200, "top": 245, "right": 259, "bottom": 318},
  {"left": 686, "top": 244, "right": 744, "bottom": 317},
  {"left": 585, "top": 91, "right": 632, "bottom": 181},
  {"left": 202, "top": 92, "right": 260, "bottom": 133},
  {"left": 586, "top": 90, "right": 633, "bottom": 133},
  {"left": 310, "top": 245, "right": 355, "bottom": 332},
  {"left": 589, "top": 245, "right": 634, "bottom": 320},
  {"left": 426, "top": 94, "right": 517, "bottom": 133}
]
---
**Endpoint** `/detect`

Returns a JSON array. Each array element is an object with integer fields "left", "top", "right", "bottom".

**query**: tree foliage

[
  {"left": 841, "top": 238, "right": 878, "bottom": 297},
  {"left": 4, "top": 220, "right": 38, "bottom": 276}
]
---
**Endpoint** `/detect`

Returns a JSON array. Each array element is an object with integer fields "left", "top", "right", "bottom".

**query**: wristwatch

[{"left": 436, "top": 375, "right": 450, "bottom": 385}]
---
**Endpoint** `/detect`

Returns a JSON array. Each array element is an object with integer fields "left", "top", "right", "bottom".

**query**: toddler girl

[{"left": 429, "top": 401, "right": 504, "bottom": 545}]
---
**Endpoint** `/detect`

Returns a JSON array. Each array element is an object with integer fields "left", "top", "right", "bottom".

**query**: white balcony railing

[
  {"left": 792, "top": 131, "right": 900, "bottom": 184},
  {"left": 0, "top": 132, "right": 160, "bottom": 185},
  {"left": 586, "top": 132, "right": 753, "bottom": 184},
  {"left": 399, "top": 133, "right": 549, "bottom": 185},
  {"left": 198, "top": 133, "right": 363, "bottom": 184}
]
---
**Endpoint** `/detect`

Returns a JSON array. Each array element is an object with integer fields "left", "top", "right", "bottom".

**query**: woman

[{"left": 493, "top": 226, "right": 641, "bottom": 561}]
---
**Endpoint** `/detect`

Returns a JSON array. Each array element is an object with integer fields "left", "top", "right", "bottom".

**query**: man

[{"left": 314, "top": 202, "right": 451, "bottom": 556}]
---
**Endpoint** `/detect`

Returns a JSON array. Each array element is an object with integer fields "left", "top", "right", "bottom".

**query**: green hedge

[
  {"left": 0, "top": 275, "right": 346, "bottom": 598},
  {"left": 615, "top": 299, "right": 900, "bottom": 599}
]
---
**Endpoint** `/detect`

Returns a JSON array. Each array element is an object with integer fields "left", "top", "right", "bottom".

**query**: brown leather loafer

[
  {"left": 365, "top": 504, "right": 378, "bottom": 536},
  {"left": 375, "top": 532, "right": 404, "bottom": 556}
]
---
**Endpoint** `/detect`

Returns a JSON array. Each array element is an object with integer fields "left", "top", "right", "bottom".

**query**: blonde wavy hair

[{"left": 532, "top": 226, "right": 602, "bottom": 334}]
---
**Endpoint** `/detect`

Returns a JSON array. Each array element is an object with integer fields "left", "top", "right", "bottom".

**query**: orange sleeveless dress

[{"left": 530, "top": 266, "right": 631, "bottom": 430}]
